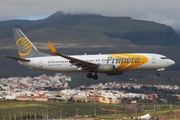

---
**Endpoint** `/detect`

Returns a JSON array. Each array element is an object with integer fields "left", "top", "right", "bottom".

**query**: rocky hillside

[{"left": 0, "top": 11, "right": 180, "bottom": 47}]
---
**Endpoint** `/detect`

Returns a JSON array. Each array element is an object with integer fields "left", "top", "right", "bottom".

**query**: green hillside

[
  {"left": 0, "top": 101, "right": 180, "bottom": 119},
  {"left": 0, "top": 11, "right": 180, "bottom": 46}
]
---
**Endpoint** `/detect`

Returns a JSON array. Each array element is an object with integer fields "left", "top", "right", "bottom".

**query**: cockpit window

[{"left": 161, "top": 57, "right": 167, "bottom": 59}]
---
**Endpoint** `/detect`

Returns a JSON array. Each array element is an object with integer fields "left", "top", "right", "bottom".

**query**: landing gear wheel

[
  {"left": 156, "top": 72, "right": 160, "bottom": 76},
  {"left": 93, "top": 74, "right": 98, "bottom": 80},
  {"left": 87, "top": 73, "right": 92, "bottom": 78}
]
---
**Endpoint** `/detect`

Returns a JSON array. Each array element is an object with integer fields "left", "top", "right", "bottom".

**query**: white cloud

[{"left": 0, "top": 0, "right": 180, "bottom": 30}]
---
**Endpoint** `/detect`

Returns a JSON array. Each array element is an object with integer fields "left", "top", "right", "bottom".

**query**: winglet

[{"left": 48, "top": 42, "right": 60, "bottom": 55}]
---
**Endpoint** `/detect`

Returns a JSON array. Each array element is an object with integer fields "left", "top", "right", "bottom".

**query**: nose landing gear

[
  {"left": 156, "top": 71, "right": 160, "bottom": 76},
  {"left": 156, "top": 68, "right": 165, "bottom": 76}
]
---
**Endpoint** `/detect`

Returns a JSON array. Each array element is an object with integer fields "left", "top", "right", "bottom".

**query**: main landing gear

[{"left": 87, "top": 73, "right": 98, "bottom": 80}]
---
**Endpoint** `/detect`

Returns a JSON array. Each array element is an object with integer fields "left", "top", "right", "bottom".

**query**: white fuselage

[{"left": 18, "top": 53, "right": 175, "bottom": 73}]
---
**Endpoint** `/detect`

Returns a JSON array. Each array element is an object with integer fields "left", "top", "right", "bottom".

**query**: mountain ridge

[{"left": 0, "top": 11, "right": 180, "bottom": 46}]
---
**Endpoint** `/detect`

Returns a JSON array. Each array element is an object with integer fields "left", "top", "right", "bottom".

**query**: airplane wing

[{"left": 48, "top": 42, "right": 98, "bottom": 71}]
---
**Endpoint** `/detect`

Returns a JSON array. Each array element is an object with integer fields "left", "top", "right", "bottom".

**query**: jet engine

[{"left": 96, "top": 64, "right": 115, "bottom": 72}]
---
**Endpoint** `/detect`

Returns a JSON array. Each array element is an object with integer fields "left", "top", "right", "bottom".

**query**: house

[
  {"left": 98, "top": 97, "right": 119, "bottom": 104},
  {"left": 17, "top": 96, "right": 48, "bottom": 101}
]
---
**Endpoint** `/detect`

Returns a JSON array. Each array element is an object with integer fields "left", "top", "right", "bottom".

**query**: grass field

[
  {"left": 0, "top": 100, "right": 180, "bottom": 120},
  {"left": 0, "top": 100, "right": 121, "bottom": 119}
]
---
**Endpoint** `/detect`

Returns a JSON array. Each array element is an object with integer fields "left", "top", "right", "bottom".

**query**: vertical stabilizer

[{"left": 13, "top": 28, "right": 49, "bottom": 58}]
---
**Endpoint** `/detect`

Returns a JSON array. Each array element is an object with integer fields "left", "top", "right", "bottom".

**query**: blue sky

[{"left": 0, "top": 0, "right": 180, "bottom": 30}]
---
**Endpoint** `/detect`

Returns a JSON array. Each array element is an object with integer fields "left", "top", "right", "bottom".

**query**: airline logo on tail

[{"left": 16, "top": 38, "right": 32, "bottom": 57}]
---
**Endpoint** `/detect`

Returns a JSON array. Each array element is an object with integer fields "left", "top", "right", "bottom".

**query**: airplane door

[
  {"left": 152, "top": 55, "right": 156, "bottom": 64},
  {"left": 39, "top": 59, "right": 43, "bottom": 67}
]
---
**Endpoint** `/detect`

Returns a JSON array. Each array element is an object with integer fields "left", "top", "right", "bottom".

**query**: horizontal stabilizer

[{"left": 5, "top": 55, "right": 30, "bottom": 62}]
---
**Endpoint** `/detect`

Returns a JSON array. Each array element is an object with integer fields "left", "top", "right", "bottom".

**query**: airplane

[{"left": 5, "top": 28, "right": 175, "bottom": 80}]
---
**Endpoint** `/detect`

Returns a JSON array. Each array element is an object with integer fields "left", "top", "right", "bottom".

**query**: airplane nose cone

[{"left": 168, "top": 59, "right": 175, "bottom": 66}]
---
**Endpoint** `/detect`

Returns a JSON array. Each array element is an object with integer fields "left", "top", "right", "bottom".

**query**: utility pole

[
  {"left": 170, "top": 103, "right": 172, "bottom": 110},
  {"left": 60, "top": 108, "right": 62, "bottom": 119},
  {"left": 115, "top": 106, "right": 116, "bottom": 115},
  {"left": 20, "top": 113, "right": 22, "bottom": 120},
  {"left": 14, "top": 114, "right": 16, "bottom": 120},
  {"left": 135, "top": 104, "right": 137, "bottom": 114},
  {"left": 26, "top": 112, "right": 28, "bottom": 120},
  {"left": 46, "top": 109, "right": 48, "bottom": 120},
  {"left": 76, "top": 108, "right": 78, "bottom": 116},
  {"left": 9, "top": 115, "right": 11, "bottom": 120},
  {"left": 94, "top": 107, "right": 96, "bottom": 116},
  {"left": 35, "top": 111, "right": 36, "bottom": 120}
]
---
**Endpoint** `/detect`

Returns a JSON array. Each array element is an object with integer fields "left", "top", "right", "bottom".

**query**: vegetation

[
  {"left": 0, "top": 100, "right": 180, "bottom": 119},
  {"left": 0, "top": 101, "right": 121, "bottom": 119}
]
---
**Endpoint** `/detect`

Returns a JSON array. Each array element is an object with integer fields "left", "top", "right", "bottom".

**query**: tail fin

[{"left": 13, "top": 28, "right": 49, "bottom": 58}]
